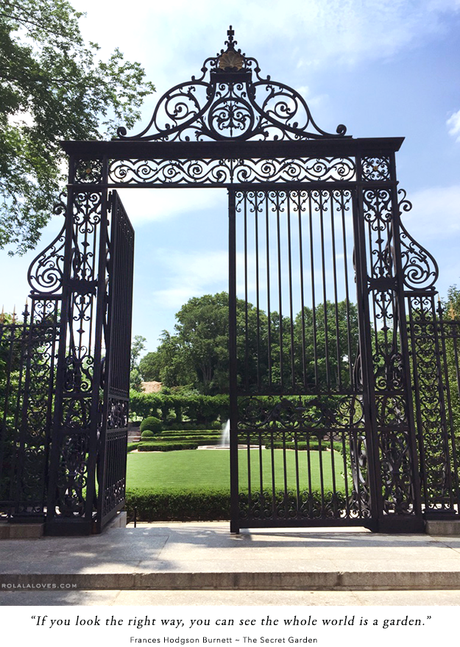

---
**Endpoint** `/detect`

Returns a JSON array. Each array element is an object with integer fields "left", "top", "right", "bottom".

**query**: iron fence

[{"left": 0, "top": 305, "right": 57, "bottom": 522}]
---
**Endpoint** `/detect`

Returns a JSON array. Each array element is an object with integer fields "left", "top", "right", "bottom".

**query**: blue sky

[{"left": 1, "top": 0, "right": 460, "bottom": 353}]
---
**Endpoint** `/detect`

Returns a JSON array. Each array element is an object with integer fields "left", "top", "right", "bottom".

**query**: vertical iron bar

[
  {"left": 319, "top": 190, "right": 330, "bottom": 390},
  {"left": 265, "top": 193, "right": 272, "bottom": 389},
  {"left": 244, "top": 191, "right": 249, "bottom": 391},
  {"left": 286, "top": 193, "right": 295, "bottom": 389},
  {"left": 330, "top": 192, "right": 341, "bottom": 390},
  {"left": 254, "top": 191, "right": 260, "bottom": 391},
  {"left": 340, "top": 191, "right": 354, "bottom": 388},
  {"left": 309, "top": 192, "right": 318, "bottom": 387},
  {"left": 228, "top": 188, "right": 239, "bottom": 533},
  {"left": 437, "top": 303, "right": 460, "bottom": 510},
  {"left": 276, "top": 191, "right": 284, "bottom": 391},
  {"left": 297, "top": 191, "right": 307, "bottom": 389}
]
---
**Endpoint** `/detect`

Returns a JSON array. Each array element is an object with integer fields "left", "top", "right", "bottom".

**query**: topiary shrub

[
  {"left": 140, "top": 416, "right": 163, "bottom": 435},
  {"left": 141, "top": 430, "right": 155, "bottom": 440}
]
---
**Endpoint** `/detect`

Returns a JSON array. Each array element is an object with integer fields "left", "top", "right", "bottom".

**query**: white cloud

[
  {"left": 117, "top": 188, "right": 223, "bottom": 224},
  {"left": 151, "top": 249, "right": 228, "bottom": 309},
  {"left": 447, "top": 110, "right": 460, "bottom": 142},
  {"left": 72, "top": 0, "right": 460, "bottom": 84}
]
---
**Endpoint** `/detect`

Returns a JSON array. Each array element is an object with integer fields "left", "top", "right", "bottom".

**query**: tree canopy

[
  {"left": 0, "top": 0, "right": 154, "bottom": 254},
  {"left": 139, "top": 292, "right": 359, "bottom": 395}
]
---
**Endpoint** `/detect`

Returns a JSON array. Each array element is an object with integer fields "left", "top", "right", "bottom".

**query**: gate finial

[
  {"left": 219, "top": 25, "right": 244, "bottom": 71},
  {"left": 226, "top": 25, "right": 235, "bottom": 48}
]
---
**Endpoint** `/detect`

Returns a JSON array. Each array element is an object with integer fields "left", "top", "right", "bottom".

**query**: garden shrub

[
  {"left": 266, "top": 440, "right": 342, "bottom": 451},
  {"left": 137, "top": 441, "right": 198, "bottom": 452},
  {"left": 125, "top": 489, "right": 230, "bottom": 521},
  {"left": 127, "top": 442, "right": 140, "bottom": 453},
  {"left": 140, "top": 416, "right": 163, "bottom": 434},
  {"left": 124, "top": 488, "right": 347, "bottom": 522},
  {"left": 141, "top": 430, "right": 154, "bottom": 439},
  {"left": 129, "top": 392, "right": 230, "bottom": 427}
]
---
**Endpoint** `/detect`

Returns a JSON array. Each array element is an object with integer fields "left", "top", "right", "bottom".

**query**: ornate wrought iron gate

[
  {"left": 41, "top": 189, "right": 134, "bottom": 535},
  {"left": 1, "top": 27, "right": 459, "bottom": 534},
  {"left": 228, "top": 180, "right": 427, "bottom": 532}
]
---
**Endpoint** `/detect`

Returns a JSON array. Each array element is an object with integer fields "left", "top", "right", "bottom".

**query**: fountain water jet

[{"left": 219, "top": 419, "right": 230, "bottom": 448}]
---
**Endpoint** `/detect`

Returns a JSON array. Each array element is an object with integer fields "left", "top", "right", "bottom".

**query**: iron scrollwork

[
  {"left": 398, "top": 189, "right": 438, "bottom": 291},
  {"left": 74, "top": 159, "right": 104, "bottom": 185},
  {"left": 117, "top": 27, "right": 347, "bottom": 143},
  {"left": 27, "top": 197, "right": 67, "bottom": 295},
  {"left": 361, "top": 156, "right": 391, "bottom": 181},
  {"left": 108, "top": 156, "right": 356, "bottom": 187}
]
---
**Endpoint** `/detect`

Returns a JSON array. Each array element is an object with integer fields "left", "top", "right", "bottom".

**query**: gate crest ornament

[{"left": 117, "top": 26, "right": 348, "bottom": 143}]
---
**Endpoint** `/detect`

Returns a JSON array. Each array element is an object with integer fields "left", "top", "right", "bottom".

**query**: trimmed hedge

[
  {"left": 267, "top": 441, "right": 343, "bottom": 452},
  {"left": 127, "top": 442, "right": 140, "bottom": 453},
  {"left": 125, "top": 488, "right": 347, "bottom": 522},
  {"left": 160, "top": 429, "right": 221, "bottom": 438},
  {"left": 137, "top": 441, "right": 199, "bottom": 452},
  {"left": 129, "top": 392, "right": 229, "bottom": 426},
  {"left": 125, "top": 489, "right": 230, "bottom": 521}
]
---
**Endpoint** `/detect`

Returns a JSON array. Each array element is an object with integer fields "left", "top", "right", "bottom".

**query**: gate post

[
  {"left": 354, "top": 149, "right": 424, "bottom": 532},
  {"left": 45, "top": 156, "right": 110, "bottom": 535}
]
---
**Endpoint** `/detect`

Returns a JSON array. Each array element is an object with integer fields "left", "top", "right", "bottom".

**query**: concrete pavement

[{"left": 1, "top": 520, "right": 460, "bottom": 605}]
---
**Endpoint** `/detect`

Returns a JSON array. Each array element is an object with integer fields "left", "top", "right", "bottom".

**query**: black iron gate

[
  {"left": 40, "top": 189, "right": 134, "bottom": 535},
  {"left": 1, "top": 27, "right": 459, "bottom": 534},
  {"left": 228, "top": 183, "right": 426, "bottom": 532},
  {"left": 97, "top": 192, "right": 134, "bottom": 532}
]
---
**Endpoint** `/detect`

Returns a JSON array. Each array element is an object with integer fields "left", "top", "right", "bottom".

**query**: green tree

[
  {"left": 140, "top": 331, "right": 194, "bottom": 388},
  {"left": 130, "top": 335, "right": 146, "bottom": 392},
  {"left": 174, "top": 292, "right": 231, "bottom": 394},
  {"left": 144, "top": 293, "right": 360, "bottom": 395},
  {"left": 293, "top": 300, "right": 359, "bottom": 391},
  {"left": 0, "top": 0, "right": 154, "bottom": 254}
]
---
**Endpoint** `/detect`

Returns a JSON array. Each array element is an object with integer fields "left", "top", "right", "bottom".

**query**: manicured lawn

[{"left": 126, "top": 449, "right": 345, "bottom": 492}]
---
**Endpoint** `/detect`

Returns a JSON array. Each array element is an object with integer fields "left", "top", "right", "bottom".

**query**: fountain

[
  {"left": 219, "top": 419, "right": 230, "bottom": 448},
  {"left": 197, "top": 419, "right": 230, "bottom": 450}
]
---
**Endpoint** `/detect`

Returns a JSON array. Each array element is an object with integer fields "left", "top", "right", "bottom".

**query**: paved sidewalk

[{"left": 2, "top": 522, "right": 460, "bottom": 605}]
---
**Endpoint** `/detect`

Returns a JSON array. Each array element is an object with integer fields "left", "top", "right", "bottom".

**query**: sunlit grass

[{"left": 127, "top": 449, "right": 345, "bottom": 492}]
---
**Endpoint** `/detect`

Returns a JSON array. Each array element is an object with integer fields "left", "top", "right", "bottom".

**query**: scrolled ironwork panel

[
  {"left": 398, "top": 190, "right": 438, "bottom": 291},
  {"left": 74, "top": 159, "right": 104, "bottom": 185},
  {"left": 117, "top": 27, "right": 347, "bottom": 143},
  {"left": 361, "top": 157, "right": 391, "bottom": 181},
  {"left": 108, "top": 156, "right": 356, "bottom": 187},
  {"left": 235, "top": 395, "right": 370, "bottom": 523},
  {"left": 27, "top": 197, "right": 67, "bottom": 296},
  {"left": 46, "top": 184, "right": 108, "bottom": 529},
  {"left": 0, "top": 302, "right": 59, "bottom": 519},
  {"left": 359, "top": 180, "right": 422, "bottom": 522}
]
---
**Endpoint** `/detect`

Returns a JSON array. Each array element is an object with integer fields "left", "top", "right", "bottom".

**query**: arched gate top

[{"left": 116, "top": 26, "right": 348, "bottom": 143}]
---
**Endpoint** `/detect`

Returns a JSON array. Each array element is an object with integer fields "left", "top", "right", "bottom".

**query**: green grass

[{"left": 126, "top": 449, "right": 345, "bottom": 492}]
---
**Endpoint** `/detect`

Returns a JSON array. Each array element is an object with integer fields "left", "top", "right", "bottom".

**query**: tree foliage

[
  {"left": 130, "top": 334, "right": 146, "bottom": 392},
  {"left": 140, "top": 292, "right": 359, "bottom": 395},
  {"left": 0, "top": 0, "right": 155, "bottom": 253}
]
